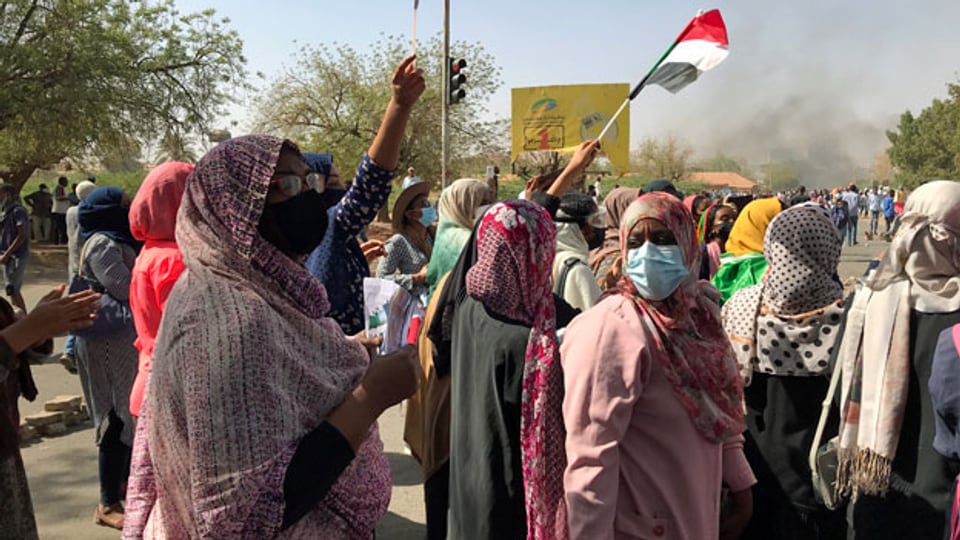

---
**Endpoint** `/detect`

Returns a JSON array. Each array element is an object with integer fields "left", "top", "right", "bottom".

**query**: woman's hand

[
  {"left": 360, "top": 240, "right": 386, "bottom": 264},
  {"left": 719, "top": 487, "right": 753, "bottom": 540},
  {"left": 391, "top": 55, "right": 426, "bottom": 110},
  {"left": 547, "top": 140, "right": 602, "bottom": 196},
  {"left": 412, "top": 264, "right": 428, "bottom": 285},
  {"left": 1, "top": 286, "right": 100, "bottom": 353},
  {"left": 567, "top": 139, "right": 602, "bottom": 175},
  {"left": 368, "top": 55, "right": 426, "bottom": 170},
  {"left": 351, "top": 331, "right": 383, "bottom": 361},
  {"left": 600, "top": 255, "right": 623, "bottom": 290},
  {"left": 363, "top": 345, "right": 422, "bottom": 413},
  {"left": 327, "top": 344, "right": 421, "bottom": 450}
]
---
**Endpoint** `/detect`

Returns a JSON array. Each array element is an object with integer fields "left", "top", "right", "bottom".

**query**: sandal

[{"left": 94, "top": 503, "right": 124, "bottom": 530}]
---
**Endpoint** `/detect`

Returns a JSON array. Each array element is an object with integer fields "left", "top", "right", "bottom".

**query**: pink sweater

[{"left": 561, "top": 295, "right": 756, "bottom": 540}]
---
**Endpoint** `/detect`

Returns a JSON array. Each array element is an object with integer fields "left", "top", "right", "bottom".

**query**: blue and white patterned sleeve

[
  {"left": 376, "top": 234, "right": 416, "bottom": 291},
  {"left": 334, "top": 154, "right": 394, "bottom": 239}
]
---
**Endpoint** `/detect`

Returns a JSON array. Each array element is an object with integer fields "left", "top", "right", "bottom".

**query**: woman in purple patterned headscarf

[{"left": 123, "top": 55, "right": 425, "bottom": 539}]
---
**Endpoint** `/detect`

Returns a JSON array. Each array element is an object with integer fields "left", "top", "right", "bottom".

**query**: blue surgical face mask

[
  {"left": 625, "top": 242, "right": 689, "bottom": 301},
  {"left": 418, "top": 206, "right": 437, "bottom": 227}
]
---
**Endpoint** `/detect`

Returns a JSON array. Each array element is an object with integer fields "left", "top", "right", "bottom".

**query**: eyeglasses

[{"left": 271, "top": 172, "right": 325, "bottom": 197}]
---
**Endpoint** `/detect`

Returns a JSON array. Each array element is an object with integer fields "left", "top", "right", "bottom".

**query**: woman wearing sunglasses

[{"left": 122, "top": 55, "right": 425, "bottom": 538}]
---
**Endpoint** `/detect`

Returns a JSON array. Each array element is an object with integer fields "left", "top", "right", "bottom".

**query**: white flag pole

[{"left": 412, "top": 0, "right": 419, "bottom": 63}]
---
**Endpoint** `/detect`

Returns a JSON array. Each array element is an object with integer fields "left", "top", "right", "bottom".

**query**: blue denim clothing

[
  {"left": 305, "top": 154, "right": 394, "bottom": 334},
  {"left": 0, "top": 204, "right": 29, "bottom": 259}
]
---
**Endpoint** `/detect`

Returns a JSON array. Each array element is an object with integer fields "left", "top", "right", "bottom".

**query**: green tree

[
  {"left": 155, "top": 129, "right": 198, "bottom": 164},
  {"left": 763, "top": 162, "right": 800, "bottom": 191},
  {"left": 886, "top": 82, "right": 960, "bottom": 189},
  {"left": 252, "top": 33, "right": 505, "bottom": 188},
  {"left": 0, "top": 0, "right": 246, "bottom": 191},
  {"left": 630, "top": 135, "right": 692, "bottom": 181}
]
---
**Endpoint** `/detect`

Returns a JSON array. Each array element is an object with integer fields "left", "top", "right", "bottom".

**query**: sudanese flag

[{"left": 645, "top": 9, "right": 729, "bottom": 94}]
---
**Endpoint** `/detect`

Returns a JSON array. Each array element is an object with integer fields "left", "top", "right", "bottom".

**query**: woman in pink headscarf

[
  {"left": 127, "top": 162, "right": 193, "bottom": 418},
  {"left": 446, "top": 199, "right": 576, "bottom": 540},
  {"left": 562, "top": 192, "right": 755, "bottom": 540}
]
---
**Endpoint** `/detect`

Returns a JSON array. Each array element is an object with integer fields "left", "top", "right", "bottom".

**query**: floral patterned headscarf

[
  {"left": 616, "top": 193, "right": 745, "bottom": 442},
  {"left": 465, "top": 200, "right": 567, "bottom": 540}
]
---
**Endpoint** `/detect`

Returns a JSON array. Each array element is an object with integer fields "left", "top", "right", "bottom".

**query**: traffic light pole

[{"left": 441, "top": 0, "right": 450, "bottom": 188}]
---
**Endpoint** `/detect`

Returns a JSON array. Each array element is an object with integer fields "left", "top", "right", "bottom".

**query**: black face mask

[
  {"left": 717, "top": 221, "right": 734, "bottom": 245},
  {"left": 319, "top": 188, "right": 347, "bottom": 211},
  {"left": 585, "top": 225, "right": 605, "bottom": 251},
  {"left": 258, "top": 190, "right": 329, "bottom": 256}
]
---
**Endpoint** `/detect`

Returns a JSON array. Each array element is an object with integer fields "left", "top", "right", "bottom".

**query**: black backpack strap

[{"left": 557, "top": 257, "right": 585, "bottom": 299}]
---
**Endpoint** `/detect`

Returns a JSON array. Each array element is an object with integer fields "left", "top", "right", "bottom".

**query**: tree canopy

[
  {"left": 252, "top": 34, "right": 505, "bottom": 186},
  {"left": 630, "top": 135, "right": 692, "bottom": 181},
  {"left": 886, "top": 82, "right": 960, "bottom": 189},
  {"left": 0, "top": 0, "right": 246, "bottom": 190}
]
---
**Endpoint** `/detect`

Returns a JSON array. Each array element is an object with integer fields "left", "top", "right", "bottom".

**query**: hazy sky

[{"left": 174, "top": 0, "right": 960, "bottom": 182}]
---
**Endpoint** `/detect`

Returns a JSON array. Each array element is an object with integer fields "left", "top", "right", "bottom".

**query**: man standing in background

[
  {"left": 882, "top": 189, "right": 896, "bottom": 233},
  {"left": 867, "top": 188, "right": 882, "bottom": 238},
  {"left": 24, "top": 183, "right": 53, "bottom": 242},
  {"left": 52, "top": 176, "right": 70, "bottom": 244},
  {"left": 0, "top": 184, "right": 30, "bottom": 312},
  {"left": 841, "top": 184, "right": 860, "bottom": 246},
  {"left": 402, "top": 166, "right": 421, "bottom": 189}
]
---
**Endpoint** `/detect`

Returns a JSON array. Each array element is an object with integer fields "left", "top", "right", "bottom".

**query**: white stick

[
  {"left": 412, "top": 7, "right": 418, "bottom": 61},
  {"left": 596, "top": 97, "right": 630, "bottom": 143}
]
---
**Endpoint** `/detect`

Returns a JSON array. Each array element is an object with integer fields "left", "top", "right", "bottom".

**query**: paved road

[{"left": 16, "top": 229, "right": 887, "bottom": 539}]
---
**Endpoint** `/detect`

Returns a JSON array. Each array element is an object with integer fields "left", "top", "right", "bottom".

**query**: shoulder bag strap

[{"left": 557, "top": 257, "right": 583, "bottom": 299}]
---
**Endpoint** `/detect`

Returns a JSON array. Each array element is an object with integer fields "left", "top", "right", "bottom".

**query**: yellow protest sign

[{"left": 511, "top": 83, "right": 630, "bottom": 172}]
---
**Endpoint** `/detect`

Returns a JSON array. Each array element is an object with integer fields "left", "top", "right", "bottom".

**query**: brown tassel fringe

[{"left": 836, "top": 448, "right": 892, "bottom": 501}]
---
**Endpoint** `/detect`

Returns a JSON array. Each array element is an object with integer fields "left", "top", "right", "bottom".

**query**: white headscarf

[{"left": 868, "top": 180, "right": 960, "bottom": 312}]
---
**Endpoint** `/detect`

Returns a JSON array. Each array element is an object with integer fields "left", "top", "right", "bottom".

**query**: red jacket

[{"left": 127, "top": 162, "right": 192, "bottom": 416}]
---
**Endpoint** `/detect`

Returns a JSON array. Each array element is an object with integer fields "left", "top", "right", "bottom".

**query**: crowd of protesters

[{"left": 1, "top": 54, "right": 959, "bottom": 540}]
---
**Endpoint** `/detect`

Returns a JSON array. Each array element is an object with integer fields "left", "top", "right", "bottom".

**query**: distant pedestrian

[
  {"left": 868, "top": 188, "right": 882, "bottom": 236},
  {"left": 842, "top": 185, "right": 860, "bottom": 246},
  {"left": 0, "top": 185, "right": 29, "bottom": 313},
  {"left": 831, "top": 198, "right": 849, "bottom": 245},
  {"left": 882, "top": 189, "right": 896, "bottom": 232},
  {"left": 67, "top": 183, "right": 80, "bottom": 206},
  {"left": 23, "top": 184, "right": 53, "bottom": 242},
  {"left": 75, "top": 187, "right": 140, "bottom": 530},
  {"left": 402, "top": 166, "right": 422, "bottom": 190},
  {"left": 52, "top": 177, "right": 70, "bottom": 244}
]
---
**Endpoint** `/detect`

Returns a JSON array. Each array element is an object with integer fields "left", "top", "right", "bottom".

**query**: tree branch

[{"left": 8, "top": 0, "right": 39, "bottom": 48}]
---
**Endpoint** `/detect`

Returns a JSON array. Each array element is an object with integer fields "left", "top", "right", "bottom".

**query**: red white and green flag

[
  {"left": 646, "top": 9, "right": 729, "bottom": 94},
  {"left": 596, "top": 9, "right": 730, "bottom": 141}
]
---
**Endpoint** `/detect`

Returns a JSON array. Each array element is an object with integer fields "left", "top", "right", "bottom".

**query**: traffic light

[{"left": 448, "top": 57, "right": 467, "bottom": 105}]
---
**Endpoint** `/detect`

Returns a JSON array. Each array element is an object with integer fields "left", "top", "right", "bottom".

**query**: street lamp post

[{"left": 441, "top": 0, "right": 450, "bottom": 188}]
